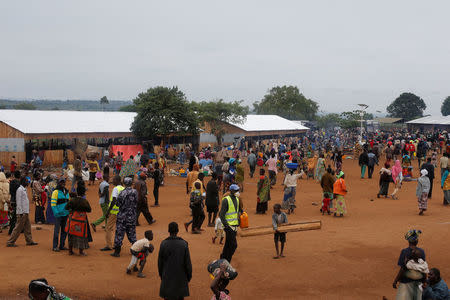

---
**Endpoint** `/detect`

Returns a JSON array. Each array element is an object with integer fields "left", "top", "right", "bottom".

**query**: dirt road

[{"left": 1, "top": 158, "right": 449, "bottom": 299}]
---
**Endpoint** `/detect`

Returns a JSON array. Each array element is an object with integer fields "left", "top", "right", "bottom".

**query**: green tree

[
  {"left": 13, "top": 102, "right": 36, "bottom": 110},
  {"left": 338, "top": 111, "right": 373, "bottom": 129},
  {"left": 441, "top": 96, "right": 450, "bottom": 116},
  {"left": 193, "top": 99, "right": 249, "bottom": 145},
  {"left": 387, "top": 93, "right": 426, "bottom": 121},
  {"left": 316, "top": 113, "right": 341, "bottom": 129},
  {"left": 253, "top": 85, "right": 318, "bottom": 120},
  {"left": 100, "top": 96, "right": 109, "bottom": 111},
  {"left": 119, "top": 104, "right": 137, "bottom": 112},
  {"left": 130, "top": 87, "right": 199, "bottom": 140}
]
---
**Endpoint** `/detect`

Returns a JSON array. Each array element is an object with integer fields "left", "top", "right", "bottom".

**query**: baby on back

[{"left": 405, "top": 248, "right": 429, "bottom": 281}]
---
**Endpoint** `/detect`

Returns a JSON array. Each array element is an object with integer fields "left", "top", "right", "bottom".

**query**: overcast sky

[{"left": 1, "top": 1, "right": 449, "bottom": 116}]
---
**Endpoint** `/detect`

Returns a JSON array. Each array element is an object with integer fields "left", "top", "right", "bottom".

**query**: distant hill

[{"left": 0, "top": 99, "right": 132, "bottom": 111}]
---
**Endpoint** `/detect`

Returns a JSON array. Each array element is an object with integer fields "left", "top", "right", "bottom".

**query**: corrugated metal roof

[
  {"left": 406, "top": 115, "right": 450, "bottom": 125},
  {"left": 0, "top": 110, "right": 309, "bottom": 135},
  {"left": 229, "top": 115, "right": 309, "bottom": 132},
  {"left": 373, "top": 117, "right": 404, "bottom": 123},
  {"left": 0, "top": 110, "right": 136, "bottom": 134}
]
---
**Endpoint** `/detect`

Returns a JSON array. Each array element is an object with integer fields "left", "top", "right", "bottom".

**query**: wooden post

[{"left": 239, "top": 220, "right": 321, "bottom": 237}]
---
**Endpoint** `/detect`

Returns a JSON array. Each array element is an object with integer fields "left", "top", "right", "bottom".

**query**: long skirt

[
  {"left": 334, "top": 195, "right": 347, "bottom": 215},
  {"left": 378, "top": 181, "right": 390, "bottom": 196},
  {"left": 68, "top": 234, "right": 89, "bottom": 250},
  {"left": 282, "top": 187, "right": 296, "bottom": 210},
  {"left": 0, "top": 209, "right": 8, "bottom": 225},
  {"left": 444, "top": 190, "right": 450, "bottom": 205},
  {"left": 268, "top": 170, "right": 277, "bottom": 186},
  {"left": 35, "top": 205, "right": 46, "bottom": 224},
  {"left": 396, "top": 281, "right": 422, "bottom": 300},
  {"left": 256, "top": 201, "right": 268, "bottom": 214},
  {"left": 418, "top": 193, "right": 428, "bottom": 210},
  {"left": 46, "top": 199, "right": 56, "bottom": 224}
]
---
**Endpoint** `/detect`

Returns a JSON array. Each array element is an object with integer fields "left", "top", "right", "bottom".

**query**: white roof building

[
  {"left": 0, "top": 110, "right": 136, "bottom": 134},
  {"left": 406, "top": 115, "right": 450, "bottom": 125},
  {"left": 229, "top": 115, "right": 309, "bottom": 132},
  {"left": 0, "top": 110, "right": 309, "bottom": 144}
]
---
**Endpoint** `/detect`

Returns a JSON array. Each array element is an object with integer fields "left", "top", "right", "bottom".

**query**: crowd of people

[{"left": 1, "top": 127, "right": 450, "bottom": 299}]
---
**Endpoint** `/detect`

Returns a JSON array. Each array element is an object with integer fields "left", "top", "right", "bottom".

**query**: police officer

[
  {"left": 219, "top": 184, "right": 242, "bottom": 263},
  {"left": 111, "top": 177, "right": 138, "bottom": 257}
]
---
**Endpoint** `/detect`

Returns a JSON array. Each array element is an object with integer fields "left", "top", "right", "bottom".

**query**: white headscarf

[{"left": 420, "top": 169, "right": 428, "bottom": 177}]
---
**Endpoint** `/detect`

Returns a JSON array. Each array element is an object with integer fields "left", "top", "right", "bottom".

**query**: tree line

[{"left": 3, "top": 86, "right": 450, "bottom": 136}]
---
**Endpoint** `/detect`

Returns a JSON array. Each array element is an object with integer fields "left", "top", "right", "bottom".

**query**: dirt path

[{"left": 1, "top": 158, "right": 449, "bottom": 299}]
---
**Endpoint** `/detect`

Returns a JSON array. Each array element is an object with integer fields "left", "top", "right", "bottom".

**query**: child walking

[
  {"left": 212, "top": 216, "right": 224, "bottom": 244},
  {"left": 184, "top": 182, "right": 205, "bottom": 234},
  {"left": 272, "top": 203, "right": 288, "bottom": 259},
  {"left": 126, "top": 230, "right": 154, "bottom": 278}
]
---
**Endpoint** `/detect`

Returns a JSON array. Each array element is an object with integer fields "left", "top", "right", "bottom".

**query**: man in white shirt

[
  {"left": 7, "top": 177, "right": 38, "bottom": 247},
  {"left": 134, "top": 152, "right": 142, "bottom": 165}
]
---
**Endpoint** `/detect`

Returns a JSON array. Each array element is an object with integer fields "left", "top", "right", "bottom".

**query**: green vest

[
  {"left": 109, "top": 185, "right": 125, "bottom": 215},
  {"left": 224, "top": 195, "right": 239, "bottom": 226}
]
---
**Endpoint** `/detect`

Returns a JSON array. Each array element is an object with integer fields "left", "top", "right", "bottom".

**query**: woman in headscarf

[
  {"left": 0, "top": 172, "right": 9, "bottom": 233},
  {"left": 333, "top": 150, "right": 343, "bottom": 174},
  {"left": 256, "top": 169, "right": 270, "bottom": 214},
  {"left": 235, "top": 160, "right": 244, "bottom": 192},
  {"left": 390, "top": 160, "right": 403, "bottom": 200},
  {"left": 120, "top": 155, "right": 138, "bottom": 180},
  {"left": 320, "top": 166, "right": 335, "bottom": 211},
  {"left": 65, "top": 183, "right": 92, "bottom": 256},
  {"left": 441, "top": 167, "right": 450, "bottom": 205},
  {"left": 416, "top": 169, "right": 430, "bottom": 215},
  {"left": 186, "top": 164, "right": 199, "bottom": 195},
  {"left": 314, "top": 153, "right": 326, "bottom": 181},
  {"left": 45, "top": 175, "right": 57, "bottom": 224},
  {"left": 333, "top": 171, "right": 347, "bottom": 217},
  {"left": 31, "top": 173, "right": 45, "bottom": 224},
  {"left": 393, "top": 229, "right": 425, "bottom": 300},
  {"left": 377, "top": 163, "right": 392, "bottom": 198}
]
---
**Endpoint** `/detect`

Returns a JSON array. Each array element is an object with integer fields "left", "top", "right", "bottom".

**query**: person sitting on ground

[
  {"left": 422, "top": 268, "right": 450, "bottom": 300},
  {"left": 272, "top": 203, "right": 288, "bottom": 259},
  {"left": 126, "top": 230, "right": 154, "bottom": 278},
  {"left": 28, "top": 278, "right": 70, "bottom": 300}
]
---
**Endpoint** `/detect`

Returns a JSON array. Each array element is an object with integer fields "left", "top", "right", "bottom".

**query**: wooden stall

[
  {"left": 0, "top": 121, "right": 26, "bottom": 166},
  {"left": 42, "top": 150, "right": 64, "bottom": 167}
]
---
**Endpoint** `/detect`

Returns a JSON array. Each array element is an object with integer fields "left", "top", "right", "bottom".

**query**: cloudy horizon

[{"left": 1, "top": 1, "right": 449, "bottom": 116}]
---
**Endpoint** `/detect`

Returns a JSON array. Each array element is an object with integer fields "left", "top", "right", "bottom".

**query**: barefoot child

[
  {"left": 212, "top": 216, "right": 224, "bottom": 244},
  {"left": 272, "top": 203, "right": 288, "bottom": 259},
  {"left": 126, "top": 230, "right": 154, "bottom": 278}
]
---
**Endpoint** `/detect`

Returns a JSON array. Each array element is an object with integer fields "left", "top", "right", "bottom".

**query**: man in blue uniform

[{"left": 111, "top": 177, "right": 138, "bottom": 257}]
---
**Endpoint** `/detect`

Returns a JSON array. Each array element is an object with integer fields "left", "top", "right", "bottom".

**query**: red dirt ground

[{"left": 1, "top": 158, "right": 449, "bottom": 299}]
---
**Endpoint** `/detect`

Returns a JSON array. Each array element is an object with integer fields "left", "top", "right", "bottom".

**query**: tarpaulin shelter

[{"left": 111, "top": 145, "right": 143, "bottom": 160}]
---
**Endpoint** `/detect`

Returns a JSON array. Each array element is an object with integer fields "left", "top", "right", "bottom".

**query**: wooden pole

[{"left": 239, "top": 220, "right": 321, "bottom": 237}]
